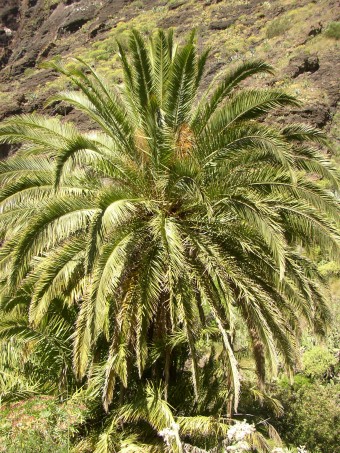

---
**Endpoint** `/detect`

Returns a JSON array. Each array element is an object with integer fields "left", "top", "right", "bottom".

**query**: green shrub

[
  {"left": 274, "top": 383, "right": 340, "bottom": 453},
  {"left": 44, "top": 0, "right": 60, "bottom": 9},
  {"left": 318, "top": 260, "right": 340, "bottom": 277},
  {"left": 0, "top": 397, "right": 85, "bottom": 453},
  {"left": 302, "top": 346, "right": 337, "bottom": 380},
  {"left": 291, "top": 374, "right": 312, "bottom": 388},
  {"left": 1, "top": 430, "right": 69, "bottom": 453},
  {"left": 324, "top": 21, "right": 340, "bottom": 40},
  {"left": 266, "top": 17, "right": 291, "bottom": 38},
  {"left": 23, "top": 68, "right": 36, "bottom": 78},
  {"left": 132, "top": 0, "right": 144, "bottom": 9}
]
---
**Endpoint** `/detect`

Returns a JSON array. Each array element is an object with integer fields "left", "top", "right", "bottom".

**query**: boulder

[{"left": 287, "top": 54, "right": 320, "bottom": 78}]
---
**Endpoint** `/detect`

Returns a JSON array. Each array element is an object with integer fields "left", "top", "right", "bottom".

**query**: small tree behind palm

[{"left": 0, "top": 29, "right": 339, "bottom": 450}]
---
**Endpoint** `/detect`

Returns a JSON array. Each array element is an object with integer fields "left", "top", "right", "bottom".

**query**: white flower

[
  {"left": 171, "top": 422, "right": 180, "bottom": 431},
  {"left": 158, "top": 422, "right": 180, "bottom": 447},
  {"left": 297, "top": 446, "right": 308, "bottom": 453},
  {"left": 236, "top": 441, "right": 251, "bottom": 451},
  {"left": 226, "top": 440, "right": 251, "bottom": 452},
  {"left": 3, "top": 27, "right": 12, "bottom": 36},
  {"left": 227, "top": 420, "right": 255, "bottom": 442}
]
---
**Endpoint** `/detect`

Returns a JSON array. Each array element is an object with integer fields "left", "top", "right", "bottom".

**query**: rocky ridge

[{"left": 0, "top": 0, "right": 339, "bottom": 157}]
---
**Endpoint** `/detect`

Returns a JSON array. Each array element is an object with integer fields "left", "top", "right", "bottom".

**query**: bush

[
  {"left": 132, "top": 0, "right": 144, "bottom": 9},
  {"left": 274, "top": 383, "right": 340, "bottom": 453},
  {"left": 1, "top": 430, "right": 68, "bottom": 453},
  {"left": 0, "top": 397, "right": 85, "bottom": 453},
  {"left": 302, "top": 346, "right": 337, "bottom": 380},
  {"left": 324, "top": 21, "right": 340, "bottom": 40},
  {"left": 266, "top": 17, "right": 291, "bottom": 38}
]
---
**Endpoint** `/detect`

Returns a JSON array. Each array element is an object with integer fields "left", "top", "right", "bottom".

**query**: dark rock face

[
  {"left": 0, "top": 1, "right": 99, "bottom": 77},
  {"left": 64, "top": 0, "right": 82, "bottom": 5},
  {"left": 0, "top": 0, "right": 20, "bottom": 30},
  {"left": 286, "top": 105, "right": 331, "bottom": 128},
  {"left": 168, "top": 1, "right": 185, "bottom": 10},
  {"left": 57, "top": 4, "right": 97, "bottom": 36},
  {"left": 288, "top": 54, "right": 320, "bottom": 78},
  {"left": 0, "top": 143, "right": 20, "bottom": 159},
  {"left": 0, "top": 0, "right": 338, "bottom": 136},
  {"left": 308, "top": 22, "right": 323, "bottom": 37},
  {"left": 0, "top": 0, "right": 19, "bottom": 68},
  {"left": 89, "top": 22, "right": 109, "bottom": 38}
]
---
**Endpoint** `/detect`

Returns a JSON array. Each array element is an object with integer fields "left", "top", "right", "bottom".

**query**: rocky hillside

[{"left": 0, "top": 0, "right": 339, "bottom": 156}]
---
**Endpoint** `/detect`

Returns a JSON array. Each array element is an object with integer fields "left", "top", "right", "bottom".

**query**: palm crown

[{"left": 0, "top": 29, "right": 339, "bottom": 420}]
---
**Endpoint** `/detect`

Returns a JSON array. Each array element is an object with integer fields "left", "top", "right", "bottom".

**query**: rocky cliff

[{"left": 0, "top": 0, "right": 339, "bottom": 156}]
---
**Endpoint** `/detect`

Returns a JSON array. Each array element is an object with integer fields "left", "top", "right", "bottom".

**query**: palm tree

[
  {"left": 0, "top": 298, "right": 76, "bottom": 403},
  {"left": 0, "top": 29, "right": 339, "bottom": 449}
]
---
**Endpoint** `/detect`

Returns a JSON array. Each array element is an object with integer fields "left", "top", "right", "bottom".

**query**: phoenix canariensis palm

[{"left": 0, "top": 29, "right": 339, "bottom": 426}]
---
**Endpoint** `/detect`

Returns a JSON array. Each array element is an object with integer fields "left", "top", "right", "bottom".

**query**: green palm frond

[{"left": 191, "top": 59, "right": 274, "bottom": 133}]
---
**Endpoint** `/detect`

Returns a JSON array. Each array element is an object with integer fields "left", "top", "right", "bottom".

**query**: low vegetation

[
  {"left": 266, "top": 17, "right": 291, "bottom": 39},
  {"left": 324, "top": 21, "right": 340, "bottom": 40}
]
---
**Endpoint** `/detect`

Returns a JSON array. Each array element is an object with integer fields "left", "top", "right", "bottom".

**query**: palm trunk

[{"left": 164, "top": 345, "right": 171, "bottom": 401}]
